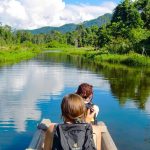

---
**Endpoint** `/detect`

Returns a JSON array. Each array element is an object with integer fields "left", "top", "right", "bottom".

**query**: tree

[
  {"left": 75, "top": 24, "right": 87, "bottom": 47},
  {"left": 111, "top": 0, "right": 144, "bottom": 29},
  {"left": 97, "top": 25, "right": 112, "bottom": 48},
  {"left": 135, "top": 0, "right": 150, "bottom": 29},
  {"left": 0, "top": 25, "right": 13, "bottom": 45}
]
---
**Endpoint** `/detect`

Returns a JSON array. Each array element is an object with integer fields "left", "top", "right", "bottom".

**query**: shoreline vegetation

[
  {"left": 48, "top": 47, "right": 150, "bottom": 67},
  {"left": 0, "top": 0, "right": 149, "bottom": 67},
  {"left": 0, "top": 45, "right": 150, "bottom": 68},
  {"left": 0, "top": 44, "right": 41, "bottom": 66}
]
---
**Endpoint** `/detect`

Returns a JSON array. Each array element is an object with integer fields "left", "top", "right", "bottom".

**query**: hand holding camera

[{"left": 86, "top": 102, "right": 94, "bottom": 113}]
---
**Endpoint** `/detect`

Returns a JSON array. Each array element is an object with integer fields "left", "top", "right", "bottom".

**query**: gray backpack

[{"left": 52, "top": 123, "right": 96, "bottom": 150}]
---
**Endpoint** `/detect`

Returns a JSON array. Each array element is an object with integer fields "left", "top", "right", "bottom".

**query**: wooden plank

[
  {"left": 26, "top": 119, "right": 51, "bottom": 150},
  {"left": 98, "top": 122, "right": 117, "bottom": 150}
]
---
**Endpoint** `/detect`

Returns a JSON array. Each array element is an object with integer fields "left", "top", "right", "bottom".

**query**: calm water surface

[{"left": 0, "top": 52, "right": 150, "bottom": 150}]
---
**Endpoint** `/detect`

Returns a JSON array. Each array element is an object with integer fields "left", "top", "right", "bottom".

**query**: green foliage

[
  {"left": 106, "top": 37, "right": 132, "bottom": 54},
  {"left": 112, "top": 0, "right": 144, "bottom": 28},
  {"left": 97, "top": 26, "right": 112, "bottom": 47},
  {"left": 61, "top": 48, "right": 150, "bottom": 67},
  {"left": 22, "top": 41, "right": 34, "bottom": 47},
  {"left": 96, "top": 0, "right": 150, "bottom": 56},
  {"left": 46, "top": 40, "right": 70, "bottom": 48},
  {"left": 129, "top": 28, "right": 150, "bottom": 44},
  {"left": 0, "top": 25, "right": 13, "bottom": 45},
  {"left": 93, "top": 53, "right": 150, "bottom": 66},
  {"left": 65, "top": 25, "right": 99, "bottom": 48},
  {"left": 0, "top": 45, "right": 41, "bottom": 64},
  {"left": 135, "top": 0, "right": 150, "bottom": 29},
  {"left": 121, "top": 52, "right": 150, "bottom": 66},
  {"left": 141, "top": 37, "right": 150, "bottom": 55},
  {"left": 15, "top": 31, "right": 32, "bottom": 43},
  {"left": 75, "top": 24, "right": 87, "bottom": 47},
  {"left": 128, "top": 28, "right": 150, "bottom": 53}
]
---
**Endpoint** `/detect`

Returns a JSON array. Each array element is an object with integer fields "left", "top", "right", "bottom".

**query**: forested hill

[{"left": 26, "top": 13, "right": 112, "bottom": 34}]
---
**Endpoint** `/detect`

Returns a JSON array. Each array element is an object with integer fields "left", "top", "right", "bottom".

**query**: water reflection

[
  {"left": 0, "top": 56, "right": 110, "bottom": 132},
  {"left": 101, "top": 67, "right": 150, "bottom": 109},
  {"left": 41, "top": 52, "right": 150, "bottom": 111},
  {"left": 0, "top": 63, "right": 64, "bottom": 132}
]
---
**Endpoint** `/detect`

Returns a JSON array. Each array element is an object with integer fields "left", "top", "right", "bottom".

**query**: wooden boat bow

[{"left": 26, "top": 119, "right": 117, "bottom": 150}]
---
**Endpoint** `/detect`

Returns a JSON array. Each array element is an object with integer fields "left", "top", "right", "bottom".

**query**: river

[{"left": 0, "top": 51, "right": 150, "bottom": 150}]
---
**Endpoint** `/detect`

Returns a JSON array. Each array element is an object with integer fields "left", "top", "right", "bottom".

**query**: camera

[{"left": 85, "top": 102, "right": 94, "bottom": 113}]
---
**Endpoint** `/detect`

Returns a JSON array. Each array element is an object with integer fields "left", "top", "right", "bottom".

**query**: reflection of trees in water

[
  {"left": 90, "top": 65, "right": 150, "bottom": 109},
  {"left": 37, "top": 52, "right": 150, "bottom": 109},
  {"left": 105, "top": 68, "right": 150, "bottom": 109}
]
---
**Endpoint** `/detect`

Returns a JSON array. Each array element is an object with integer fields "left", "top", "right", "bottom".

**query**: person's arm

[
  {"left": 85, "top": 109, "right": 96, "bottom": 123},
  {"left": 92, "top": 125, "right": 102, "bottom": 150},
  {"left": 44, "top": 124, "right": 55, "bottom": 150}
]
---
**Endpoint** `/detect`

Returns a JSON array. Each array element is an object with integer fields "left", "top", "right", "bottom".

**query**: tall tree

[
  {"left": 111, "top": 0, "right": 143, "bottom": 29},
  {"left": 135, "top": 0, "right": 150, "bottom": 29}
]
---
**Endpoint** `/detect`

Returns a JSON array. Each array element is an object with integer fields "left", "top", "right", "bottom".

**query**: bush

[
  {"left": 22, "top": 41, "right": 34, "bottom": 47},
  {"left": 106, "top": 37, "right": 132, "bottom": 54},
  {"left": 121, "top": 52, "right": 150, "bottom": 66},
  {"left": 46, "top": 40, "right": 70, "bottom": 48}
]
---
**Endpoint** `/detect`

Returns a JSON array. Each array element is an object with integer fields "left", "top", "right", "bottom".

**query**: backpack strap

[{"left": 83, "top": 124, "right": 96, "bottom": 150}]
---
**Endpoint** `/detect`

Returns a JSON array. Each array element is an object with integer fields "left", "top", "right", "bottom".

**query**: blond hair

[{"left": 61, "top": 94, "right": 86, "bottom": 123}]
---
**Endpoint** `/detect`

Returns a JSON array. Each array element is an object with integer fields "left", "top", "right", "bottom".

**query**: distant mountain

[
  {"left": 83, "top": 13, "right": 112, "bottom": 27},
  {"left": 26, "top": 13, "right": 112, "bottom": 34}
]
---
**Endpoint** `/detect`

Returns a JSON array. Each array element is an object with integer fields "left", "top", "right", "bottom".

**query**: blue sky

[
  {"left": 64, "top": 0, "right": 121, "bottom": 5},
  {"left": 0, "top": 0, "right": 119, "bottom": 29}
]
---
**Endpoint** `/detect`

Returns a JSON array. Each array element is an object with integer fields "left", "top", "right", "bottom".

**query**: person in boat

[
  {"left": 76, "top": 83, "right": 99, "bottom": 124},
  {"left": 43, "top": 94, "right": 102, "bottom": 150}
]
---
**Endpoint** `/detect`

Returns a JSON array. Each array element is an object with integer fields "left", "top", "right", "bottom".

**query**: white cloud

[
  {"left": 6, "top": 0, "right": 28, "bottom": 20},
  {"left": 0, "top": 5, "right": 4, "bottom": 13},
  {"left": 0, "top": 0, "right": 116, "bottom": 29},
  {"left": 61, "top": 3, "right": 115, "bottom": 25}
]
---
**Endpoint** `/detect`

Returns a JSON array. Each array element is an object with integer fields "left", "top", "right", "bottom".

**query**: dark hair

[
  {"left": 76, "top": 83, "right": 93, "bottom": 99},
  {"left": 61, "top": 94, "right": 86, "bottom": 123}
]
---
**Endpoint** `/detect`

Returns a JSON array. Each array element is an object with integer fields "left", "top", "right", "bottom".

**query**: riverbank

[
  {"left": 0, "top": 44, "right": 42, "bottom": 65},
  {"left": 1, "top": 45, "right": 150, "bottom": 67},
  {"left": 48, "top": 47, "right": 150, "bottom": 67}
]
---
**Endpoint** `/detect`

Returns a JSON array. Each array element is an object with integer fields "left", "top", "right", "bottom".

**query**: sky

[{"left": 0, "top": 0, "right": 120, "bottom": 29}]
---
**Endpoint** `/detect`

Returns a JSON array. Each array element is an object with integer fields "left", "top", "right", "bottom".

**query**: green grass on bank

[
  {"left": 94, "top": 53, "right": 150, "bottom": 67},
  {"left": 1, "top": 44, "right": 150, "bottom": 67},
  {"left": 0, "top": 44, "right": 42, "bottom": 64},
  {"left": 47, "top": 47, "right": 150, "bottom": 67},
  {"left": 47, "top": 47, "right": 94, "bottom": 54}
]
